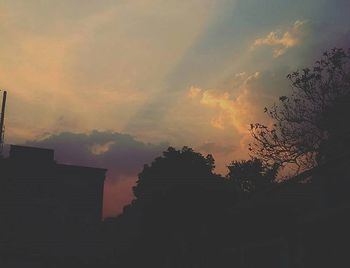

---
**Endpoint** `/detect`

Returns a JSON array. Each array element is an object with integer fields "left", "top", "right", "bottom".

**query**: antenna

[{"left": 0, "top": 90, "right": 7, "bottom": 157}]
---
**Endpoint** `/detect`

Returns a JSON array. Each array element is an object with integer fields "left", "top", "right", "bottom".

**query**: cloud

[
  {"left": 185, "top": 72, "right": 264, "bottom": 170},
  {"left": 189, "top": 72, "right": 260, "bottom": 134},
  {"left": 0, "top": 0, "right": 217, "bottom": 145},
  {"left": 188, "top": 86, "right": 202, "bottom": 98},
  {"left": 198, "top": 142, "right": 236, "bottom": 155},
  {"left": 25, "top": 130, "right": 169, "bottom": 216},
  {"left": 187, "top": 68, "right": 292, "bottom": 168},
  {"left": 251, "top": 20, "right": 308, "bottom": 57}
]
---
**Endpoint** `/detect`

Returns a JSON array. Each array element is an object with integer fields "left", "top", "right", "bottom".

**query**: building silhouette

[{"left": 0, "top": 145, "right": 106, "bottom": 266}]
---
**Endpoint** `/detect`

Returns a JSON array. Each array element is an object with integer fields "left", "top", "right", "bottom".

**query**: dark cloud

[{"left": 26, "top": 130, "right": 169, "bottom": 180}]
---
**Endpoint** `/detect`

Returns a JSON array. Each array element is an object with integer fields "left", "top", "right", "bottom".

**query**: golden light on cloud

[
  {"left": 186, "top": 72, "right": 265, "bottom": 165},
  {"left": 190, "top": 72, "right": 260, "bottom": 134},
  {"left": 188, "top": 86, "right": 202, "bottom": 98},
  {"left": 210, "top": 115, "right": 225, "bottom": 130},
  {"left": 251, "top": 20, "right": 307, "bottom": 57}
]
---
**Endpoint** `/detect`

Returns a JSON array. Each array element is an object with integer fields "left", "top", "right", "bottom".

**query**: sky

[{"left": 1, "top": 0, "right": 349, "bottom": 217}]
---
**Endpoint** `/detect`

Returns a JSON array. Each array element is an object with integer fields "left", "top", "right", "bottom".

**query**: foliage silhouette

[
  {"left": 226, "top": 158, "right": 278, "bottom": 198},
  {"left": 107, "top": 146, "right": 236, "bottom": 267},
  {"left": 249, "top": 48, "right": 350, "bottom": 172},
  {"left": 133, "top": 146, "right": 218, "bottom": 203}
]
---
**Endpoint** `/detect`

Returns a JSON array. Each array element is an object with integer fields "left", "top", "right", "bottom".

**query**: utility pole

[{"left": 0, "top": 90, "right": 7, "bottom": 157}]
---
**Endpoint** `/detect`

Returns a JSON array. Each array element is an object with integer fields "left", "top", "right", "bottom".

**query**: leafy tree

[
  {"left": 119, "top": 147, "right": 234, "bottom": 267},
  {"left": 249, "top": 48, "right": 350, "bottom": 172},
  {"left": 132, "top": 146, "right": 220, "bottom": 205},
  {"left": 227, "top": 158, "right": 278, "bottom": 197},
  {"left": 126, "top": 146, "right": 234, "bottom": 233}
]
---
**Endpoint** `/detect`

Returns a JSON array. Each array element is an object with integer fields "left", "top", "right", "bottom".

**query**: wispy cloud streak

[{"left": 251, "top": 20, "right": 308, "bottom": 57}]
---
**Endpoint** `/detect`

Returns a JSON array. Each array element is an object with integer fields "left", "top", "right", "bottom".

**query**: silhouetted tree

[
  {"left": 227, "top": 158, "right": 278, "bottom": 198},
  {"left": 249, "top": 48, "right": 350, "bottom": 172},
  {"left": 132, "top": 146, "right": 220, "bottom": 206},
  {"left": 113, "top": 147, "right": 235, "bottom": 267}
]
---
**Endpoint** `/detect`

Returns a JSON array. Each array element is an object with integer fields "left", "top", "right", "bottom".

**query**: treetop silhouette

[
  {"left": 227, "top": 158, "right": 278, "bottom": 197},
  {"left": 132, "top": 146, "right": 221, "bottom": 204}
]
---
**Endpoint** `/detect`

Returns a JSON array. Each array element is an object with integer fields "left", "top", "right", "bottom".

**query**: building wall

[{"left": 0, "top": 145, "right": 106, "bottom": 243}]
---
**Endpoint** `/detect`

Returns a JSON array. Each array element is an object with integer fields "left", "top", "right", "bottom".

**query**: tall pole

[{"left": 0, "top": 90, "right": 7, "bottom": 156}]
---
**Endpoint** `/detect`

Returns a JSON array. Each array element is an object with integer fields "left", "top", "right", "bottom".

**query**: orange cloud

[
  {"left": 187, "top": 72, "right": 263, "bottom": 165},
  {"left": 251, "top": 20, "right": 307, "bottom": 57},
  {"left": 191, "top": 72, "right": 260, "bottom": 134},
  {"left": 188, "top": 86, "right": 202, "bottom": 98},
  {"left": 210, "top": 115, "right": 225, "bottom": 130}
]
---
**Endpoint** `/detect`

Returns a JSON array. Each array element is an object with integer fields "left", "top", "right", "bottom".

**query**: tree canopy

[
  {"left": 227, "top": 158, "right": 278, "bottom": 197},
  {"left": 249, "top": 48, "right": 350, "bottom": 172},
  {"left": 115, "top": 147, "right": 234, "bottom": 267},
  {"left": 132, "top": 146, "right": 221, "bottom": 205}
]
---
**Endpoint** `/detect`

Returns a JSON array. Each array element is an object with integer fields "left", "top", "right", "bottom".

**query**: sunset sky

[{"left": 1, "top": 0, "right": 349, "bottom": 216}]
